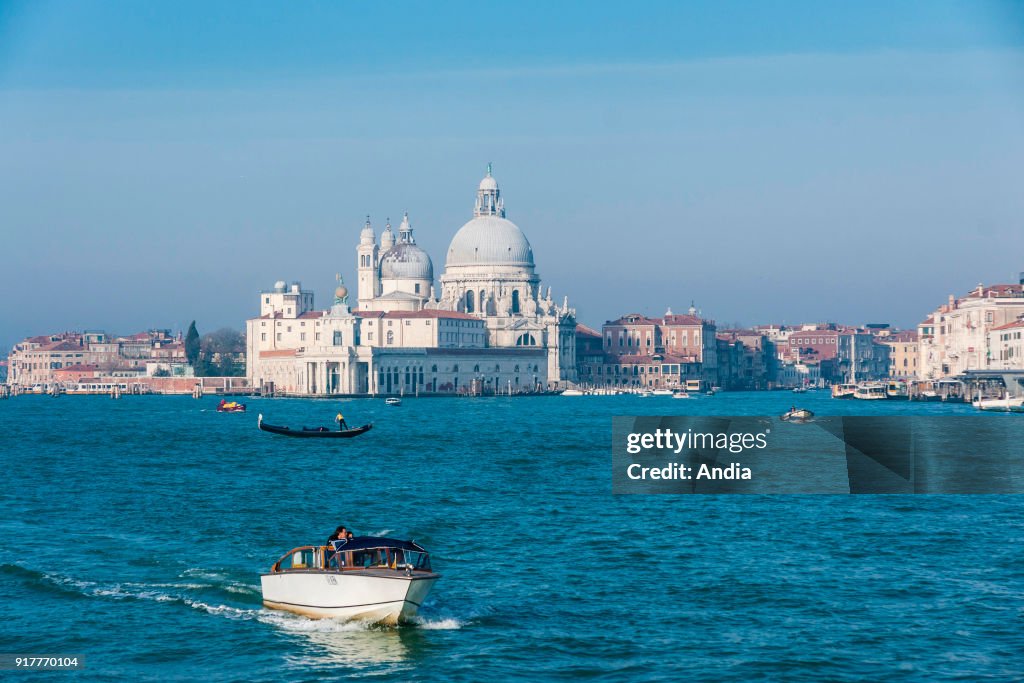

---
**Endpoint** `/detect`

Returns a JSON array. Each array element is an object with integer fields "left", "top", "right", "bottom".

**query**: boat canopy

[{"left": 331, "top": 536, "right": 427, "bottom": 553}]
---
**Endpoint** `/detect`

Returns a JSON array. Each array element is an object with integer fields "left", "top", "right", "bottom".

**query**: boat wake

[{"left": 2, "top": 562, "right": 465, "bottom": 631}]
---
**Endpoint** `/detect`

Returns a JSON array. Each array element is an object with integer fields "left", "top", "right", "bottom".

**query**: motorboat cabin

[
  {"left": 261, "top": 536, "right": 440, "bottom": 624},
  {"left": 854, "top": 383, "right": 887, "bottom": 400}
]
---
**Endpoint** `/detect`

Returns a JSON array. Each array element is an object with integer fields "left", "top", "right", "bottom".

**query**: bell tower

[{"left": 357, "top": 216, "right": 379, "bottom": 310}]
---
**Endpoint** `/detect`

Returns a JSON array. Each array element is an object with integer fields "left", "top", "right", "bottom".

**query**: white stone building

[
  {"left": 988, "top": 317, "right": 1024, "bottom": 371},
  {"left": 245, "top": 166, "right": 575, "bottom": 395},
  {"left": 918, "top": 280, "right": 1024, "bottom": 378}
]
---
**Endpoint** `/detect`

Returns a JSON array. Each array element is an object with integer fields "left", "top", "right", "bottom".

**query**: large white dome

[{"left": 446, "top": 215, "right": 534, "bottom": 268}]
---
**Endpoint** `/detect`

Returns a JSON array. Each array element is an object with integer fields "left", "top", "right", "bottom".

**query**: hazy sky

[{"left": 2, "top": 1, "right": 1024, "bottom": 351}]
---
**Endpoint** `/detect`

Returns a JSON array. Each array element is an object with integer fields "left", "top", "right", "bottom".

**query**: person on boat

[
  {"left": 328, "top": 525, "right": 348, "bottom": 545},
  {"left": 325, "top": 525, "right": 349, "bottom": 564},
  {"left": 335, "top": 412, "right": 348, "bottom": 431}
]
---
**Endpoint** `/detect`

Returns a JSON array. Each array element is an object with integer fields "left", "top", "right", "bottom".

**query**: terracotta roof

[
  {"left": 55, "top": 364, "right": 98, "bottom": 373},
  {"left": 606, "top": 314, "right": 660, "bottom": 326},
  {"left": 965, "top": 284, "right": 1024, "bottom": 299},
  {"left": 259, "top": 349, "right": 297, "bottom": 358},
  {"left": 991, "top": 319, "right": 1024, "bottom": 331},
  {"left": 357, "top": 310, "right": 480, "bottom": 321},
  {"left": 575, "top": 324, "right": 601, "bottom": 338},
  {"left": 880, "top": 331, "right": 918, "bottom": 343},
  {"left": 44, "top": 341, "right": 83, "bottom": 352},
  {"left": 919, "top": 317, "right": 934, "bottom": 326},
  {"left": 259, "top": 311, "right": 324, "bottom": 320},
  {"left": 662, "top": 314, "right": 705, "bottom": 326}
]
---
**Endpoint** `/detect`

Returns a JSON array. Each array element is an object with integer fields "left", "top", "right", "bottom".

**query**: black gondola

[{"left": 257, "top": 414, "right": 373, "bottom": 438}]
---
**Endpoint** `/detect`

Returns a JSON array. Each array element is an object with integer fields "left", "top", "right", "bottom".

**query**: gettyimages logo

[{"left": 612, "top": 415, "right": 1024, "bottom": 494}]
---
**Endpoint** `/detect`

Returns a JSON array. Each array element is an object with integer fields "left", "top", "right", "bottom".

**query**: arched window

[
  {"left": 516, "top": 333, "right": 537, "bottom": 346},
  {"left": 431, "top": 364, "right": 438, "bottom": 372},
  {"left": 514, "top": 364, "right": 520, "bottom": 372},
  {"left": 511, "top": 289, "right": 520, "bottom": 314},
  {"left": 452, "top": 364, "right": 459, "bottom": 372},
  {"left": 495, "top": 364, "right": 501, "bottom": 372},
  {"left": 473, "top": 364, "right": 480, "bottom": 373},
  {"left": 386, "top": 330, "right": 394, "bottom": 345},
  {"left": 465, "top": 290, "right": 475, "bottom": 313}
]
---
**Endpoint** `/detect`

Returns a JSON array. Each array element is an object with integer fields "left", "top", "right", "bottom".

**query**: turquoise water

[{"left": 1, "top": 392, "right": 1023, "bottom": 681}]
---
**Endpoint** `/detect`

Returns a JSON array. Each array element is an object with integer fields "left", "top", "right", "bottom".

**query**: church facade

[{"left": 246, "top": 167, "right": 577, "bottom": 396}]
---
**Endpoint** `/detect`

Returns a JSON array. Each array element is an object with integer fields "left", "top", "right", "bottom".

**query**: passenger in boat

[
  {"left": 335, "top": 412, "right": 348, "bottom": 431},
  {"left": 327, "top": 525, "right": 349, "bottom": 545},
  {"left": 325, "top": 525, "right": 349, "bottom": 565}
]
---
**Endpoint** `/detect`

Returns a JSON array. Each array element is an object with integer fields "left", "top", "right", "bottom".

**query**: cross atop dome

[{"left": 475, "top": 163, "right": 505, "bottom": 217}]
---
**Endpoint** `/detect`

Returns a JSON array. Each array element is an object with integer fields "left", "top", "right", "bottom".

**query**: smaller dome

[
  {"left": 479, "top": 174, "right": 498, "bottom": 191},
  {"left": 380, "top": 223, "right": 395, "bottom": 249},
  {"left": 380, "top": 242, "right": 433, "bottom": 281},
  {"left": 335, "top": 285, "right": 348, "bottom": 300},
  {"left": 274, "top": 280, "right": 286, "bottom": 292}
]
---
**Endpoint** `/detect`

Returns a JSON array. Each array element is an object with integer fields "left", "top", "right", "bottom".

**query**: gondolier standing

[{"left": 336, "top": 412, "right": 348, "bottom": 431}]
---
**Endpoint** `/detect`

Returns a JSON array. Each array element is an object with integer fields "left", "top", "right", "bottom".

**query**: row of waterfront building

[{"left": 6, "top": 167, "right": 1024, "bottom": 395}]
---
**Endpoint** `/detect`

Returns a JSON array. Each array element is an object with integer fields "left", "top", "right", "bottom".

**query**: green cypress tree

[{"left": 185, "top": 321, "right": 201, "bottom": 370}]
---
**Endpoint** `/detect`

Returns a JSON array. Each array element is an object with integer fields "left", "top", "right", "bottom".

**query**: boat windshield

[
  {"left": 320, "top": 545, "right": 431, "bottom": 572},
  {"left": 276, "top": 546, "right": 319, "bottom": 571},
  {"left": 404, "top": 550, "right": 431, "bottom": 571}
]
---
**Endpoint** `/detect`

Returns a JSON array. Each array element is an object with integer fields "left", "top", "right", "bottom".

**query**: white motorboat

[
  {"left": 792, "top": 387, "right": 807, "bottom": 394},
  {"left": 560, "top": 389, "right": 585, "bottom": 396},
  {"left": 385, "top": 397, "right": 402, "bottom": 406},
  {"left": 651, "top": 389, "right": 674, "bottom": 397},
  {"left": 671, "top": 390, "right": 691, "bottom": 399},
  {"left": 854, "top": 383, "right": 887, "bottom": 400},
  {"left": 885, "top": 381, "right": 909, "bottom": 400},
  {"left": 973, "top": 396, "right": 1024, "bottom": 412},
  {"left": 781, "top": 407, "right": 814, "bottom": 421},
  {"left": 261, "top": 537, "right": 440, "bottom": 625}
]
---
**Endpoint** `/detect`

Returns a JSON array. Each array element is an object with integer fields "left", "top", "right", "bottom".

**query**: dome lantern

[{"left": 474, "top": 163, "right": 505, "bottom": 218}]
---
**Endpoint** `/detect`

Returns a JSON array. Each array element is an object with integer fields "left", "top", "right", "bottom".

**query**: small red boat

[{"left": 217, "top": 399, "right": 247, "bottom": 413}]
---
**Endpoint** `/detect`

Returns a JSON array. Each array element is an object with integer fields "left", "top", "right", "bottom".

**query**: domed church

[
  {"left": 247, "top": 166, "right": 577, "bottom": 396},
  {"left": 356, "top": 165, "right": 578, "bottom": 385}
]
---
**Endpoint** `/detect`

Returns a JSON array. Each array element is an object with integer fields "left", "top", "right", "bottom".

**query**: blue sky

[{"left": 2, "top": 1, "right": 1024, "bottom": 349}]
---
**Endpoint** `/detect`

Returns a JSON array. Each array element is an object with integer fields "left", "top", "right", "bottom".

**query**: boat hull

[
  {"left": 974, "top": 398, "right": 1024, "bottom": 412},
  {"left": 257, "top": 415, "right": 373, "bottom": 438},
  {"left": 260, "top": 570, "right": 438, "bottom": 625}
]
